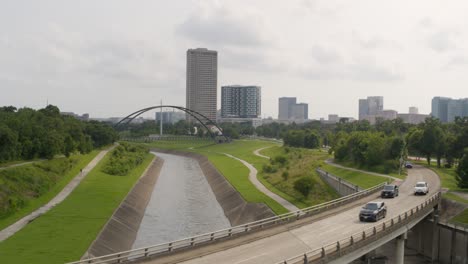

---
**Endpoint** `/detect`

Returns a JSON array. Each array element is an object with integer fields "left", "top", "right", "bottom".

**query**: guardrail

[
  {"left": 275, "top": 192, "right": 441, "bottom": 264},
  {"left": 68, "top": 182, "right": 387, "bottom": 264}
]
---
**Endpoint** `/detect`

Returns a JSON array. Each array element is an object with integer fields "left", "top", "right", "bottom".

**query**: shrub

[
  {"left": 274, "top": 155, "right": 287, "bottom": 167},
  {"left": 294, "top": 176, "right": 315, "bottom": 197},
  {"left": 102, "top": 143, "right": 149, "bottom": 176},
  {"left": 282, "top": 171, "right": 289, "bottom": 181}
]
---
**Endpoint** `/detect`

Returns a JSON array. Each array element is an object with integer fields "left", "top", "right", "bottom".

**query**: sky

[{"left": 1, "top": 0, "right": 467, "bottom": 119}]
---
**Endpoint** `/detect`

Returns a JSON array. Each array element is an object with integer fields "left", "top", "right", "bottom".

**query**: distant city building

[
  {"left": 221, "top": 85, "right": 261, "bottom": 118},
  {"left": 291, "top": 103, "right": 308, "bottom": 121},
  {"left": 397, "top": 113, "right": 429, "bottom": 124},
  {"left": 278, "top": 97, "right": 297, "bottom": 120},
  {"left": 278, "top": 97, "right": 308, "bottom": 122},
  {"left": 155, "top": 111, "right": 186, "bottom": 124},
  {"left": 359, "top": 96, "right": 384, "bottom": 120},
  {"left": 328, "top": 114, "right": 339, "bottom": 123},
  {"left": 186, "top": 48, "right": 217, "bottom": 122},
  {"left": 409, "top": 106, "right": 419, "bottom": 114},
  {"left": 432, "top": 97, "right": 468, "bottom": 123}
]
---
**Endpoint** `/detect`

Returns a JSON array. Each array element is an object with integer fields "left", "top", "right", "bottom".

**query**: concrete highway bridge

[{"left": 70, "top": 166, "right": 441, "bottom": 264}]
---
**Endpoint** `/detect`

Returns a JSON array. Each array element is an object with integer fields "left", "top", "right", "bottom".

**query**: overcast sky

[{"left": 1, "top": 0, "right": 467, "bottom": 119}]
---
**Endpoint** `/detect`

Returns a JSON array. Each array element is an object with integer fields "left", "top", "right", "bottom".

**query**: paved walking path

[
  {"left": 0, "top": 147, "right": 114, "bottom": 242},
  {"left": 325, "top": 159, "right": 401, "bottom": 182},
  {"left": 253, "top": 146, "right": 273, "bottom": 160},
  {"left": 222, "top": 153, "right": 299, "bottom": 212}
]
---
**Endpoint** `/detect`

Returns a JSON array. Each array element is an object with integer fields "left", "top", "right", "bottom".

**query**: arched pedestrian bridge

[{"left": 70, "top": 166, "right": 441, "bottom": 264}]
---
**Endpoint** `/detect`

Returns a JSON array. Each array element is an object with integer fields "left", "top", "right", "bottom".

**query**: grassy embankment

[
  {"left": 0, "top": 144, "right": 153, "bottom": 264},
  {"left": 319, "top": 163, "right": 392, "bottom": 189},
  {"left": 0, "top": 151, "right": 100, "bottom": 231},
  {"left": 259, "top": 146, "right": 340, "bottom": 208},
  {"left": 330, "top": 159, "right": 406, "bottom": 180},
  {"left": 412, "top": 160, "right": 468, "bottom": 224}
]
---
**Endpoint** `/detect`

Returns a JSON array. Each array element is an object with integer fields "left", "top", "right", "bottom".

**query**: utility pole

[{"left": 160, "top": 100, "right": 163, "bottom": 137}]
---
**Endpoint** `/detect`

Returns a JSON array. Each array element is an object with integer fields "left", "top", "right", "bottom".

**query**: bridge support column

[
  {"left": 395, "top": 232, "right": 407, "bottom": 264},
  {"left": 431, "top": 211, "right": 440, "bottom": 263}
]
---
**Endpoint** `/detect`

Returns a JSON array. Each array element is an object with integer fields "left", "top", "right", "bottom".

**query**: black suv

[
  {"left": 381, "top": 184, "right": 399, "bottom": 198},
  {"left": 359, "top": 201, "right": 387, "bottom": 222}
]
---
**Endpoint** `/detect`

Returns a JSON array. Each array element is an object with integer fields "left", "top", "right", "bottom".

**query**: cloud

[
  {"left": 427, "top": 30, "right": 459, "bottom": 52},
  {"left": 443, "top": 56, "right": 468, "bottom": 70},
  {"left": 176, "top": 4, "right": 266, "bottom": 47},
  {"left": 300, "top": 48, "right": 403, "bottom": 82},
  {"left": 311, "top": 45, "right": 342, "bottom": 64}
]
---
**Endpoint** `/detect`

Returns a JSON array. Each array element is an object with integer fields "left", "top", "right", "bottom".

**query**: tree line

[{"left": 0, "top": 105, "right": 118, "bottom": 162}]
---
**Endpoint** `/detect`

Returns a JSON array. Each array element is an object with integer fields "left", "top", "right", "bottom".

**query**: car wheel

[{"left": 383, "top": 211, "right": 387, "bottom": 218}]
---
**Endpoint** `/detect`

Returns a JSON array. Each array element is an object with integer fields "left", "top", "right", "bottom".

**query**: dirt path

[
  {"left": 0, "top": 146, "right": 114, "bottom": 242},
  {"left": 222, "top": 153, "right": 299, "bottom": 212}
]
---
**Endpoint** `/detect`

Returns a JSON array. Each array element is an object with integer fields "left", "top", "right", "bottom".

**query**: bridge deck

[{"left": 140, "top": 166, "right": 440, "bottom": 264}]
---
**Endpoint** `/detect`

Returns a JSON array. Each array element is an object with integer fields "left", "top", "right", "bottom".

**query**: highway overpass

[{"left": 70, "top": 166, "right": 441, "bottom": 264}]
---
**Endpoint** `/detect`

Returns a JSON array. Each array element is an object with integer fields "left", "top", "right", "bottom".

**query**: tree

[
  {"left": 304, "top": 130, "right": 320, "bottom": 149},
  {"left": 456, "top": 149, "right": 468, "bottom": 188},
  {"left": 294, "top": 177, "right": 315, "bottom": 197},
  {"left": 0, "top": 124, "right": 18, "bottom": 162}
]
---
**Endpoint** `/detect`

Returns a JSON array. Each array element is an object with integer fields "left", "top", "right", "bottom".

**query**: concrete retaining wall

[
  {"left": 151, "top": 148, "right": 275, "bottom": 226},
  {"left": 316, "top": 168, "right": 361, "bottom": 196},
  {"left": 83, "top": 157, "right": 164, "bottom": 258},
  {"left": 406, "top": 217, "right": 468, "bottom": 263}
]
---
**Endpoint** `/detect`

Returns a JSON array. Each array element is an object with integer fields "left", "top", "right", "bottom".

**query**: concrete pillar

[
  {"left": 395, "top": 232, "right": 407, "bottom": 264},
  {"left": 431, "top": 212, "right": 440, "bottom": 263}
]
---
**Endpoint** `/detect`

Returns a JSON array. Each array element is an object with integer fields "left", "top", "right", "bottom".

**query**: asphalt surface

[{"left": 143, "top": 165, "right": 440, "bottom": 264}]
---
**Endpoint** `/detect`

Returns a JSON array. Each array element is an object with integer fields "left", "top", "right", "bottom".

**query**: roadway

[{"left": 142, "top": 165, "right": 440, "bottom": 264}]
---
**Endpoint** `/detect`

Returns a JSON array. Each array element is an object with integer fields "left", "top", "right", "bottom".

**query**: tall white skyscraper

[{"left": 186, "top": 48, "right": 217, "bottom": 122}]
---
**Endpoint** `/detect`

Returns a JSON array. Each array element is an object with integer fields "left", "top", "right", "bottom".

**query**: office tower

[
  {"left": 431, "top": 97, "right": 451, "bottom": 123},
  {"left": 359, "top": 99, "right": 369, "bottom": 120},
  {"left": 221, "top": 85, "right": 261, "bottom": 118},
  {"left": 291, "top": 103, "right": 309, "bottom": 120},
  {"left": 358, "top": 96, "right": 384, "bottom": 120},
  {"left": 278, "top": 97, "right": 297, "bottom": 120},
  {"left": 186, "top": 48, "right": 217, "bottom": 122},
  {"left": 367, "top": 96, "right": 384, "bottom": 115}
]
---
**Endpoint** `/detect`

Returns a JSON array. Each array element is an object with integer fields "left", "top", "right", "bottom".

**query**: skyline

[{"left": 1, "top": 1, "right": 468, "bottom": 119}]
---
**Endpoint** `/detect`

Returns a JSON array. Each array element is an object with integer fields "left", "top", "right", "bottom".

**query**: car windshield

[
  {"left": 383, "top": 186, "right": 394, "bottom": 190},
  {"left": 416, "top": 183, "right": 426, "bottom": 187},
  {"left": 364, "top": 203, "right": 378, "bottom": 210}
]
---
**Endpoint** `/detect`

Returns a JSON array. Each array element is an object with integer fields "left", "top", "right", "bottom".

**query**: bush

[
  {"left": 282, "top": 171, "right": 289, "bottom": 181},
  {"left": 274, "top": 155, "right": 287, "bottom": 167},
  {"left": 102, "top": 143, "right": 149, "bottom": 176},
  {"left": 294, "top": 176, "right": 315, "bottom": 197},
  {"left": 262, "top": 164, "right": 277, "bottom": 173}
]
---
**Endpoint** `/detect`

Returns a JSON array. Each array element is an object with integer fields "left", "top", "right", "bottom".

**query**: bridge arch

[{"left": 115, "top": 105, "right": 229, "bottom": 142}]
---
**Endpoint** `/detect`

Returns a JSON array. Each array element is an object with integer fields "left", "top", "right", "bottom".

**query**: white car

[{"left": 414, "top": 181, "right": 429, "bottom": 195}]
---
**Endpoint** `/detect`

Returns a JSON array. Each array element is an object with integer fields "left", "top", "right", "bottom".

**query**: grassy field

[
  {"left": 259, "top": 147, "right": 340, "bottom": 208},
  {"left": 452, "top": 209, "right": 468, "bottom": 224},
  {"left": 145, "top": 139, "right": 289, "bottom": 214},
  {"left": 0, "top": 151, "right": 100, "bottom": 231},
  {"left": 442, "top": 192, "right": 468, "bottom": 204},
  {"left": 321, "top": 164, "right": 391, "bottom": 189},
  {"left": 0, "top": 150, "right": 154, "bottom": 264},
  {"left": 332, "top": 160, "right": 406, "bottom": 180}
]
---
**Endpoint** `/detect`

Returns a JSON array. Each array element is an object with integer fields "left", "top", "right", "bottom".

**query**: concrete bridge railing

[
  {"left": 275, "top": 192, "right": 442, "bottom": 264},
  {"left": 68, "top": 183, "right": 386, "bottom": 264}
]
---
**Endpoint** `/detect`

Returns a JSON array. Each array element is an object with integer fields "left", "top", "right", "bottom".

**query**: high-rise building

[
  {"left": 432, "top": 97, "right": 468, "bottom": 123},
  {"left": 221, "top": 85, "right": 261, "bottom": 118},
  {"left": 358, "top": 99, "right": 369, "bottom": 120},
  {"left": 186, "top": 48, "right": 217, "bottom": 122},
  {"left": 278, "top": 97, "right": 297, "bottom": 120},
  {"left": 291, "top": 103, "right": 308, "bottom": 120},
  {"left": 358, "top": 96, "right": 384, "bottom": 120}
]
